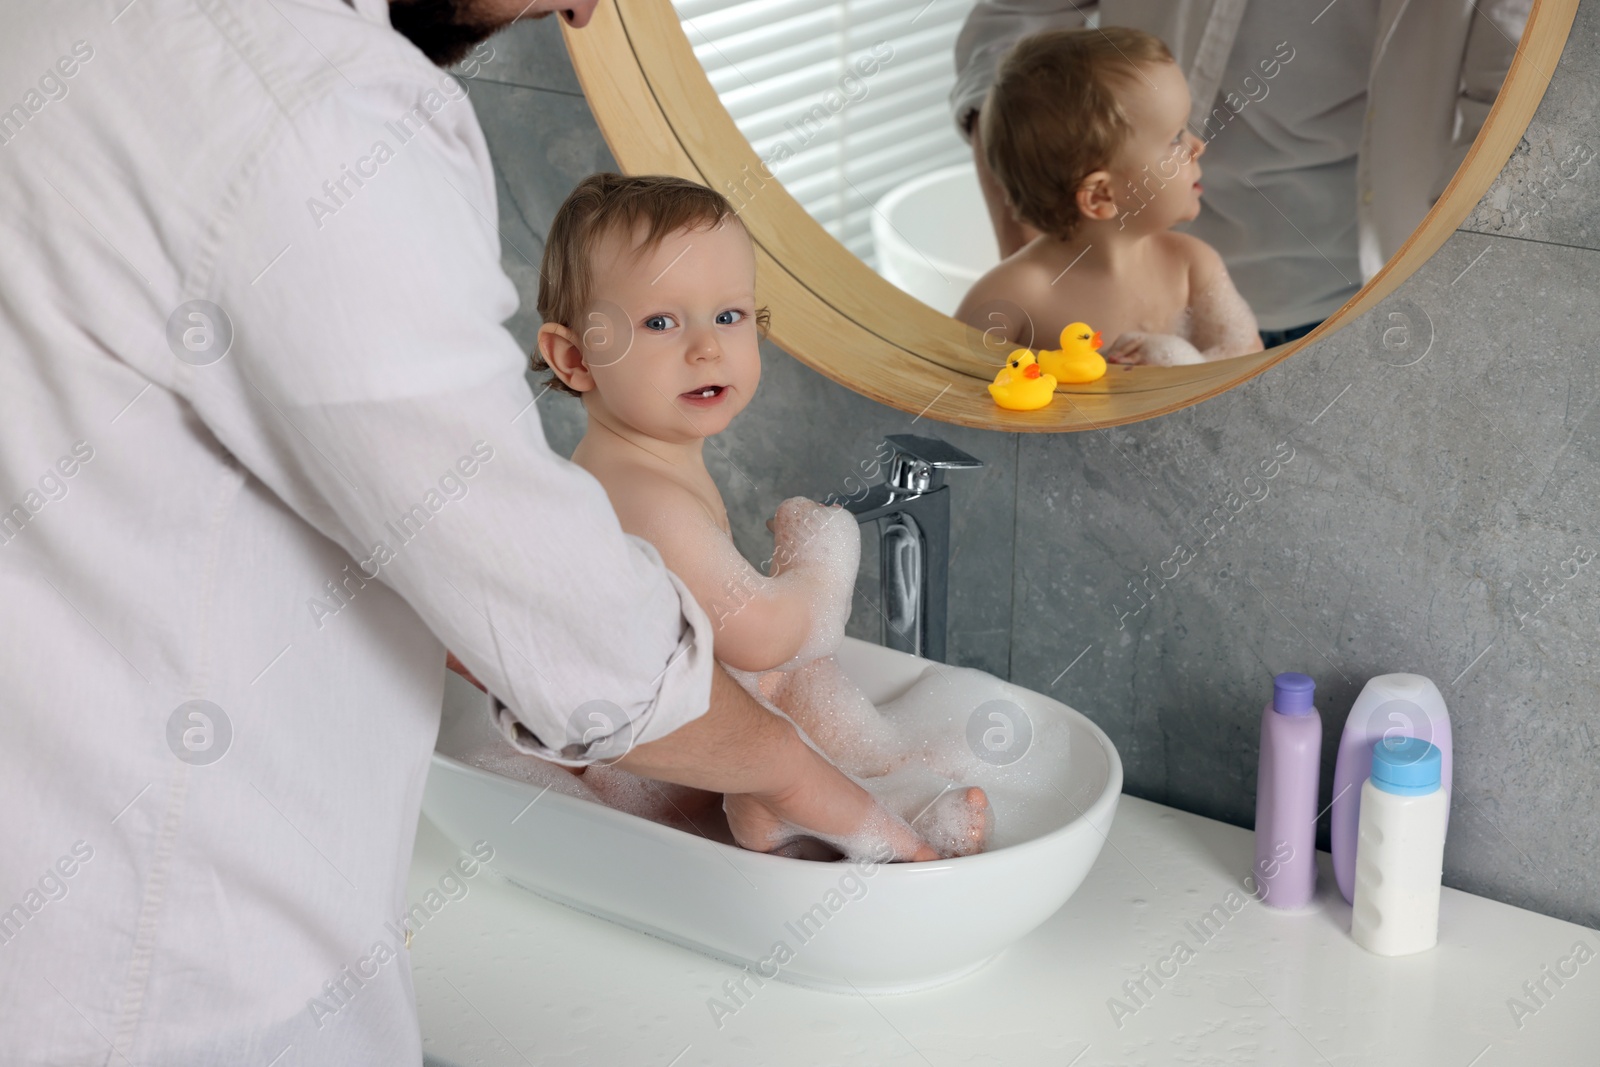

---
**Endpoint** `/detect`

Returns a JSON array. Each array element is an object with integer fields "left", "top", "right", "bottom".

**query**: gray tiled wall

[{"left": 468, "top": 8, "right": 1599, "bottom": 930}]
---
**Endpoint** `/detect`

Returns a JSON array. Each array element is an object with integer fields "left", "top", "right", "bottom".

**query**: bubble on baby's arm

[
  {"left": 1140, "top": 334, "right": 1205, "bottom": 366},
  {"left": 767, "top": 498, "right": 860, "bottom": 668},
  {"left": 1186, "top": 260, "right": 1261, "bottom": 358}
]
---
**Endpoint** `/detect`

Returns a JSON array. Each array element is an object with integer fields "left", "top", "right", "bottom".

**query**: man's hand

[{"left": 1102, "top": 332, "right": 1150, "bottom": 365}]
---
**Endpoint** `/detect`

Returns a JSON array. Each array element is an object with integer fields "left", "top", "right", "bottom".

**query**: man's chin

[{"left": 388, "top": 0, "right": 508, "bottom": 68}]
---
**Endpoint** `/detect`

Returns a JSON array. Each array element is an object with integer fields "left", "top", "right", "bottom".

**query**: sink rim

[{"left": 429, "top": 658, "right": 1123, "bottom": 873}]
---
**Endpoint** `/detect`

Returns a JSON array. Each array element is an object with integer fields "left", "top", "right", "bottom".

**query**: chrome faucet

[{"left": 823, "top": 434, "right": 984, "bottom": 663}]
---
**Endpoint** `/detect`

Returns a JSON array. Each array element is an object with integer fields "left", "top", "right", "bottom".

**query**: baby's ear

[
  {"left": 1076, "top": 169, "right": 1119, "bottom": 223},
  {"left": 536, "top": 322, "right": 594, "bottom": 393}
]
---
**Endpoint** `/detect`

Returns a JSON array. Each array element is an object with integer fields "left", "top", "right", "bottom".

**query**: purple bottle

[{"left": 1253, "top": 672, "right": 1321, "bottom": 908}]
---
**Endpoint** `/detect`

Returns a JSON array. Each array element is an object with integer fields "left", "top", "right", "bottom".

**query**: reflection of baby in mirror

[
  {"left": 955, "top": 27, "right": 1263, "bottom": 367},
  {"left": 530, "top": 173, "right": 992, "bottom": 859}
]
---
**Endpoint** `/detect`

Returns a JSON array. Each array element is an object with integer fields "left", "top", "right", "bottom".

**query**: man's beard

[{"left": 388, "top": 0, "right": 506, "bottom": 68}]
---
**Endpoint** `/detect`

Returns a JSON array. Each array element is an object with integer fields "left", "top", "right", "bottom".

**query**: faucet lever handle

[{"left": 882, "top": 434, "right": 984, "bottom": 493}]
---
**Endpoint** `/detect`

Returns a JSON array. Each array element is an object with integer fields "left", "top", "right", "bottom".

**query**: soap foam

[
  {"left": 454, "top": 737, "right": 600, "bottom": 802},
  {"left": 1104, "top": 259, "right": 1260, "bottom": 367},
  {"left": 461, "top": 495, "right": 1080, "bottom": 861},
  {"left": 760, "top": 655, "right": 903, "bottom": 779},
  {"left": 870, "top": 663, "right": 1075, "bottom": 851},
  {"left": 728, "top": 658, "right": 1077, "bottom": 857},
  {"left": 459, "top": 663, "right": 1079, "bottom": 858},
  {"left": 767, "top": 498, "right": 860, "bottom": 669},
  {"left": 1180, "top": 260, "right": 1261, "bottom": 358}
]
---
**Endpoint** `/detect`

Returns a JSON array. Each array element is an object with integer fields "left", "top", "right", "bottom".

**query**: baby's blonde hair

[{"left": 980, "top": 27, "right": 1176, "bottom": 241}]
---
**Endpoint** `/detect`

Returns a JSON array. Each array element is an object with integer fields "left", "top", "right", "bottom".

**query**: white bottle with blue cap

[{"left": 1351, "top": 736, "right": 1449, "bottom": 956}]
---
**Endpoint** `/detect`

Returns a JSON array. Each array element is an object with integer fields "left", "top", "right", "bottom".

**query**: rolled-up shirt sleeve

[{"left": 181, "top": 65, "right": 714, "bottom": 763}]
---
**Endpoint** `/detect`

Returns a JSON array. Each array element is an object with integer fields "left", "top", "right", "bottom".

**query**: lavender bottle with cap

[{"left": 1252, "top": 672, "right": 1321, "bottom": 908}]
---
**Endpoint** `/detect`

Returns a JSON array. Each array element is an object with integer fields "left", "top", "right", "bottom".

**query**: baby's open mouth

[{"left": 681, "top": 384, "right": 728, "bottom": 403}]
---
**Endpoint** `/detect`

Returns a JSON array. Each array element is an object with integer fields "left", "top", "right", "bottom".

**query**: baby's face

[
  {"left": 1106, "top": 59, "right": 1205, "bottom": 232},
  {"left": 581, "top": 218, "right": 761, "bottom": 443}
]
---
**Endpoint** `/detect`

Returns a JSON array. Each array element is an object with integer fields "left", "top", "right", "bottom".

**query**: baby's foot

[
  {"left": 914, "top": 786, "right": 993, "bottom": 858},
  {"left": 725, "top": 791, "right": 939, "bottom": 863}
]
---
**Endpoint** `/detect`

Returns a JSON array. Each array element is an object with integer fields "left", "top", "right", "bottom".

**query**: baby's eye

[
  {"left": 644, "top": 313, "right": 678, "bottom": 332},
  {"left": 716, "top": 309, "right": 746, "bottom": 326}
]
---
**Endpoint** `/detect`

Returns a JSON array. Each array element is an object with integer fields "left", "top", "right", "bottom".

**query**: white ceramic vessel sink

[
  {"left": 422, "top": 637, "right": 1122, "bottom": 994},
  {"left": 872, "top": 162, "right": 997, "bottom": 316}
]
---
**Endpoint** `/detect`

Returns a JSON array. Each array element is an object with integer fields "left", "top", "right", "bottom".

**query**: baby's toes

[{"left": 919, "top": 785, "right": 994, "bottom": 858}]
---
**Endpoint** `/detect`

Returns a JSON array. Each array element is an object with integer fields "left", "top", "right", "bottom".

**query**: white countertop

[{"left": 408, "top": 794, "right": 1599, "bottom": 1066}]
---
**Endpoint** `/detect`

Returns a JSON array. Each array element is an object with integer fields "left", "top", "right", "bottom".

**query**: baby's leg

[
  {"left": 765, "top": 660, "right": 995, "bottom": 857},
  {"left": 761, "top": 656, "right": 905, "bottom": 779}
]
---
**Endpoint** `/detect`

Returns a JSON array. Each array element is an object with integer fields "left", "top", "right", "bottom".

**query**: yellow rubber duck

[
  {"left": 1036, "top": 322, "right": 1108, "bottom": 384},
  {"left": 988, "top": 350, "right": 1057, "bottom": 411}
]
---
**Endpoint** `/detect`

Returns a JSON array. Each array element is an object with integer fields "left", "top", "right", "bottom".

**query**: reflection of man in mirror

[{"left": 951, "top": 0, "right": 1531, "bottom": 348}]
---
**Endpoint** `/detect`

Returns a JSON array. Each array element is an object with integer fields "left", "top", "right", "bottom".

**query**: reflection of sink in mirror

[
  {"left": 873, "top": 163, "right": 997, "bottom": 317},
  {"left": 423, "top": 636, "right": 1122, "bottom": 994}
]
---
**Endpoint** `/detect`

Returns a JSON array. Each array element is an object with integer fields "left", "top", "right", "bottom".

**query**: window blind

[{"left": 671, "top": 0, "right": 975, "bottom": 270}]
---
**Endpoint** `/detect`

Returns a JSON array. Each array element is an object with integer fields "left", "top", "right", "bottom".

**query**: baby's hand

[
  {"left": 768, "top": 497, "right": 857, "bottom": 577},
  {"left": 765, "top": 497, "right": 860, "bottom": 666},
  {"left": 1104, "top": 332, "right": 1205, "bottom": 367},
  {"left": 1102, "top": 332, "right": 1148, "bottom": 365}
]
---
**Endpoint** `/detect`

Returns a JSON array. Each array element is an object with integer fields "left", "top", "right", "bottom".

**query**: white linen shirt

[{"left": 0, "top": 0, "right": 716, "bottom": 1063}]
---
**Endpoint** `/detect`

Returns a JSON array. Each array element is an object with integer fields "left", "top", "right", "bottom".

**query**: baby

[
  {"left": 955, "top": 27, "right": 1263, "bottom": 367},
  {"left": 523, "top": 172, "right": 992, "bottom": 860}
]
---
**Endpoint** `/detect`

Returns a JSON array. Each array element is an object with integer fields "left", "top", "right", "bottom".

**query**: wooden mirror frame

[{"left": 559, "top": 0, "right": 1578, "bottom": 432}]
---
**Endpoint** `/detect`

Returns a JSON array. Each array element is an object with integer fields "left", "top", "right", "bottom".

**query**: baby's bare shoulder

[
  {"left": 982, "top": 254, "right": 1058, "bottom": 295},
  {"left": 585, "top": 458, "right": 724, "bottom": 541},
  {"left": 1160, "top": 231, "right": 1226, "bottom": 277},
  {"left": 956, "top": 257, "right": 1058, "bottom": 335}
]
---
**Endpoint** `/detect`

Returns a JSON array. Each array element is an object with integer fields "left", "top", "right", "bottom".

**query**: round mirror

[{"left": 561, "top": 0, "right": 1575, "bottom": 431}]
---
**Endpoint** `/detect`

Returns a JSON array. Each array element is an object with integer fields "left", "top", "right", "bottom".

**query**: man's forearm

[{"left": 614, "top": 664, "right": 812, "bottom": 796}]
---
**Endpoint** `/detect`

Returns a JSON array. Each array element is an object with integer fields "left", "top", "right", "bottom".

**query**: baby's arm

[
  {"left": 628, "top": 489, "right": 858, "bottom": 674},
  {"left": 1182, "top": 237, "right": 1264, "bottom": 360}
]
